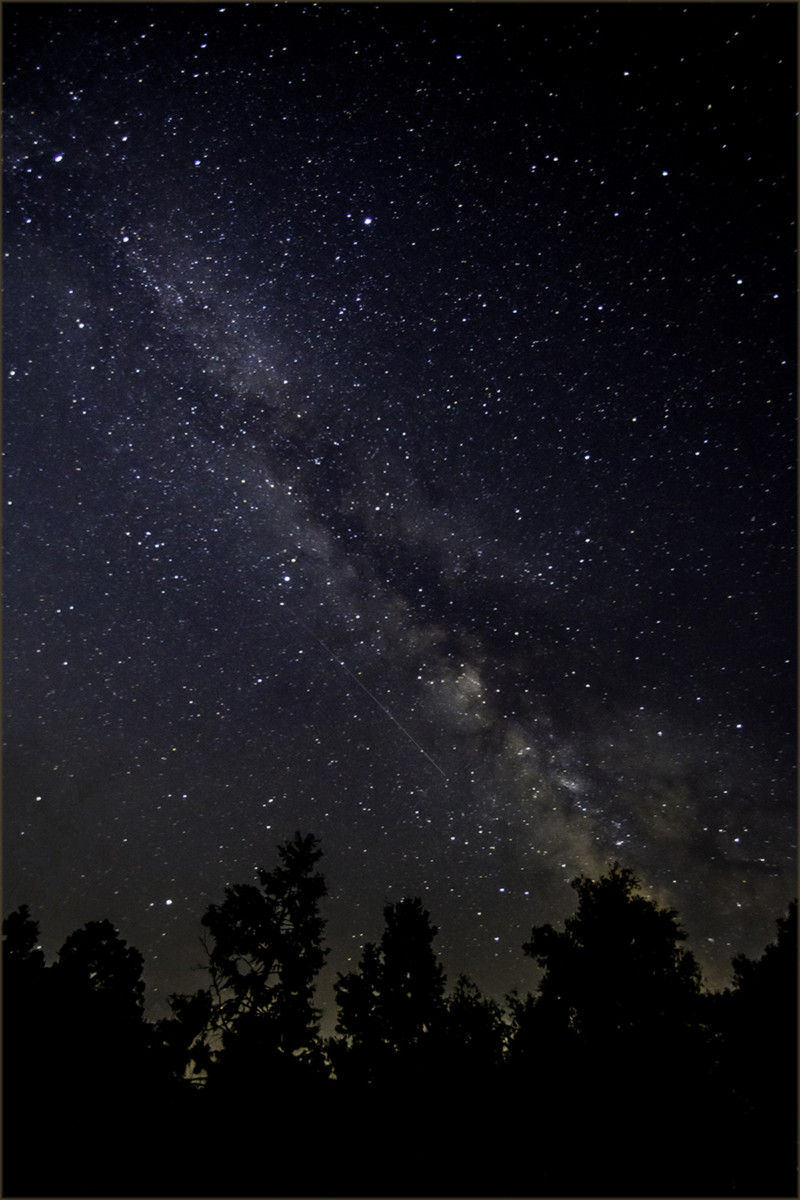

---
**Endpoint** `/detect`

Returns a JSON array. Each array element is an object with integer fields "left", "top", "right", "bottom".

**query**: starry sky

[{"left": 3, "top": 1, "right": 796, "bottom": 1026}]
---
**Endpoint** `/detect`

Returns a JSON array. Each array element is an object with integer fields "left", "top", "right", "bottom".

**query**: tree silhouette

[
  {"left": 434, "top": 973, "right": 506, "bottom": 1081},
  {"left": 3, "top": 855, "right": 795, "bottom": 1198},
  {"left": 147, "top": 986, "right": 215, "bottom": 1084},
  {"left": 199, "top": 830, "right": 328, "bottom": 1086},
  {"left": 56, "top": 917, "right": 145, "bottom": 1017},
  {"left": 712, "top": 899, "right": 798, "bottom": 1195},
  {"left": 378, "top": 895, "right": 446, "bottom": 1050},
  {"left": 520, "top": 862, "right": 712, "bottom": 1195},
  {"left": 2, "top": 904, "right": 47, "bottom": 1068},
  {"left": 330, "top": 897, "right": 447, "bottom": 1195},
  {"left": 3, "top": 914, "right": 151, "bottom": 1197},
  {"left": 50, "top": 919, "right": 148, "bottom": 1110},
  {"left": 334, "top": 895, "right": 445, "bottom": 1085},
  {"left": 2, "top": 905, "right": 48, "bottom": 1129},
  {"left": 2, "top": 903, "right": 46, "bottom": 980},
  {"left": 524, "top": 861, "right": 703, "bottom": 1042},
  {"left": 730, "top": 897, "right": 797, "bottom": 1012}
]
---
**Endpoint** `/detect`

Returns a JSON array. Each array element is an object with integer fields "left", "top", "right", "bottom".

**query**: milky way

[{"left": 3, "top": 2, "right": 796, "bottom": 1022}]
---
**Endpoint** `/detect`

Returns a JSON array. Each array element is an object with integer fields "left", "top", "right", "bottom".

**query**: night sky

[{"left": 3, "top": 1, "right": 796, "bottom": 1028}]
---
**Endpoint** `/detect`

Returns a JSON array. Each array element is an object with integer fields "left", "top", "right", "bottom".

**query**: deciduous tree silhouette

[
  {"left": 2, "top": 905, "right": 48, "bottom": 1115},
  {"left": 2, "top": 904, "right": 47, "bottom": 1068},
  {"left": 148, "top": 986, "right": 215, "bottom": 1084},
  {"left": 3, "top": 857, "right": 795, "bottom": 1198},
  {"left": 378, "top": 895, "right": 446, "bottom": 1051},
  {"left": 51, "top": 919, "right": 148, "bottom": 1108},
  {"left": 330, "top": 897, "right": 447, "bottom": 1195},
  {"left": 2, "top": 903, "right": 46, "bottom": 980},
  {"left": 521, "top": 862, "right": 711, "bottom": 1195},
  {"left": 713, "top": 899, "right": 797, "bottom": 1195},
  {"left": 199, "top": 830, "right": 328, "bottom": 1087},
  {"left": 334, "top": 895, "right": 445, "bottom": 1086},
  {"left": 56, "top": 917, "right": 145, "bottom": 1017},
  {"left": 4, "top": 913, "right": 151, "bottom": 1196},
  {"left": 729, "top": 897, "right": 797, "bottom": 1019},
  {"left": 434, "top": 973, "right": 506, "bottom": 1081},
  {"left": 523, "top": 861, "right": 703, "bottom": 1046},
  {"left": 419, "top": 973, "right": 511, "bottom": 1195}
]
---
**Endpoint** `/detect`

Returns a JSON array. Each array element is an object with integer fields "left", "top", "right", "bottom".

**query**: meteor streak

[{"left": 279, "top": 599, "right": 448, "bottom": 782}]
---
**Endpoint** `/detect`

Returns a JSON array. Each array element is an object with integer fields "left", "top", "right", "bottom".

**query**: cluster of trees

[{"left": 4, "top": 832, "right": 796, "bottom": 1198}]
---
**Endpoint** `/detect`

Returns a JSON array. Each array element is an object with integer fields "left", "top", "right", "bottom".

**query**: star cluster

[{"left": 3, "top": 2, "right": 796, "bottom": 1019}]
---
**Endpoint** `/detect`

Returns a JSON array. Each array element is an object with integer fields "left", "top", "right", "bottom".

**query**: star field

[{"left": 3, "top": 1, "right": 796, "bottom": 1023}]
